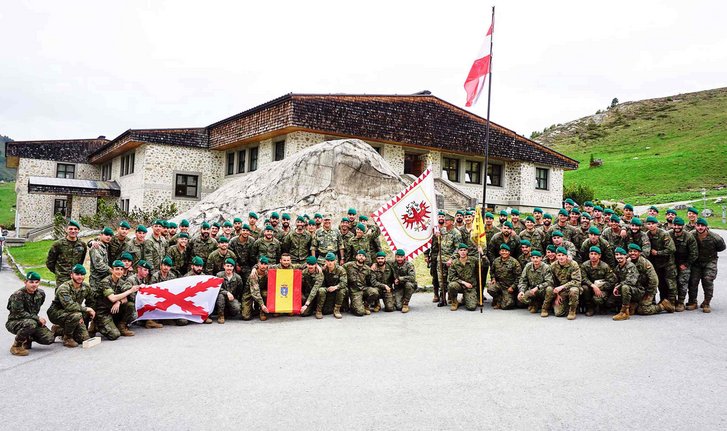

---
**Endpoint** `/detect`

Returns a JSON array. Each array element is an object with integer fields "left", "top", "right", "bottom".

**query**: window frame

[
  {"left": 101, "top": 162, "right": 112, "bottom": 181},
  {"left": 56, "top": 163, "right": 76, "bottom": 179},
  {"left": 442, "top": 157, "right": 460, "bottom": 183},
  {"left": 535, "top": 167, "right": 549, "bottom": 190},
  {"left": 226, "top": 152, "right": 235, "bottom": 176},
  {"left": 465, "top": 160, "right": 482, "bottom": 184},
  {"left": 237, "top": 149, "right": 246, "bottom": 173},
  {"left": 249, "top": 147, "right": 259, "bottom": 172},
  {"left": 120, "top": 152, "right": 135, "bottom": 176},
  {"left": 53, "top": 198, "right": 68, "bottom": 216},
  {"left": 173, "top": 172, "right": 201, "bottom": 200},
  {"left": 487, "top": 162, "right": 503, "bottom": 187},
  {"left": 274, "top": 140, "right": 285, "bottom": 162}
]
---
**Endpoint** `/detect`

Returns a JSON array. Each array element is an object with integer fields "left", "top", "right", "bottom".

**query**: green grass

[
  {"left": 547, "top": 88, "right": 727, "bottom": 205},
  {"left": 0, "top": 181, "right": 15, "bottom": 227},
  {"left": 7, "top": 240, "right": 56, "bottom": 281}
]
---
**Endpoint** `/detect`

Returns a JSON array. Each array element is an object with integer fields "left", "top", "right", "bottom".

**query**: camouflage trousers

[
  {"left": 636, "top": 292, "right": 664, "bottom": 315},
  {"left": 653, "top": 263, "right": 677, "bottom": 303},
  {"left": 581, "top": 286, "right": 612, "bottom": 310},
  {"left": 48, "top": 306, "right": 89, "bottom": 343},
  {"left": 437, "top": 257, "right": 450, "bottom": 301},
  {"left": 487, "top": 282, "right": 517, "bottom": 309},
  {"left": 676, "top": 266, "right": 691, "bottom": 302},
  {"left": 5, "top": 319, "right": 55, "bottom": 345},
  {"left": 614, "top": 284, "right": 645, "bottom": 307},
  {"left": 518, "top": 287, "right": 546, "bottom": 306},
  {"left": 394, "top": 281, "right": 415, "bottom": 310},
  {"left": 215, "top": 293, "right": 241, "bottom": 318},
  {"left": 373, "top": 286, "right": 395, "bottom": 312},
  {"left": 94, "top": 302, "right": 135, "bottom": 341},
  {"left": 447, "top": 282, "right": 478, "bottom": 311},
  {"left": 688, "top": 260, "right": 718, "bottom": 304},
  {"left": 349, "top": 287, "right": 379, "bottom": 316},
  {"left": 544, "top": 286, "right": 580, "bottom": 317},
  {"left": 316, "top": 288, "right": 348, "bottom": 315}
]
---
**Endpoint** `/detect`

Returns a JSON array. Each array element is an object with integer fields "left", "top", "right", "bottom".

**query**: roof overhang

[{"left": 27, "top": 176, "right": 121, "bottom": 197}]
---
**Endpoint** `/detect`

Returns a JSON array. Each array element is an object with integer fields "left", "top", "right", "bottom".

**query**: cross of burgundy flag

[
  {"left": 135, "top": 275, "right": 223, "bottom": 323},
  {"left": 464, "top": 14, "right": 494, "bottom": 107}
]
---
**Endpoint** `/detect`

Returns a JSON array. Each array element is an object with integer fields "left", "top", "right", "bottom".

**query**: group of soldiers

[
  {"left": 427, "top": 199, "right": 724, "bottom": 321},
  {"left": 6, "top": 209, "right": 419, "bottom": 356}
]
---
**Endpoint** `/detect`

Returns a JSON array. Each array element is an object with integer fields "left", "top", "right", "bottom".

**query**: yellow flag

[{"left": 472, "top": 206, "right": 487, "bottom": 248}]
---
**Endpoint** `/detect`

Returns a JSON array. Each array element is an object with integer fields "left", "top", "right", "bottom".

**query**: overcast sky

[{"left": 1, "top": 0, "right": 725, "bottom": 141}]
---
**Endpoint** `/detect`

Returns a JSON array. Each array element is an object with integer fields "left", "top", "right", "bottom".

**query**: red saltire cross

[{"left": 137, "top": 277, "right": 222, "bottom": 320}]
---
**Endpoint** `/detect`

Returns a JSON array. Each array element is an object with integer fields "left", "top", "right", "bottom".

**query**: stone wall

[{"left": 112, "top": 146, "right": 147, "bottom": 212}]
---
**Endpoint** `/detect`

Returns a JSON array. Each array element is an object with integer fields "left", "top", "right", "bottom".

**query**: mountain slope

[{"left": 0, "top": 134, "right": 17, "bottom": 180}]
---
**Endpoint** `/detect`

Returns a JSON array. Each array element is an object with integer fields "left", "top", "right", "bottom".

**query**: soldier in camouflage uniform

[
  {"left": 147, "top": 219, "right": 168, "bottom": 270},
  {"left": 687, "top": 218, "right": 726, "bottom": 312},
  {"left": 46, "top": 219, "right": 88, "bottom": 286},
  {"left": 448, "top": 244, "right": 479, "bottom": 311},
  {"left": 249, "top": 256, "right": 272, "bottom": 321},
  {"left": 544, "top": 245, "right": 558, "bottom": 266},
  {"left": 312, "top": 215, "right": 344, "bottom": 262},
  {"left": 247, "top": 212, "right": 262, "bottom": 240},
  {"left": 669, "top": 217, "right": 698, "bottom": 311},
  {"left": 108, "top": 221, "right": 131, "bottom": 263},
  {"left": 125, "top": 225, "right": 154, "bottom": 265},
  {"left": 126, "top": 260, "right": 163, "bottom": 329},
  {"left": 48, "top": 264, "right": 95, "bottom": 347},
  {"left": 206, "top": 236, "right": 238, "bottom": 275},
  {"left": 487, "top": 244, "right": 522, "bottom": 310},
  {"left": 167, "top": 232, "right": 190, "bottom": 276},
  {"left": 438, "top": 215, "right": 462, "bottom": 304},
  {"left": 425, "top": 211, "right": 446, "bottom": 303},
  {"left": 282, "top": 217, "right": 313, "bottom": 264},
  {"left": 519, "top": 216, "right": 544, "bottom": 253},
  {"left": 221, "top": 220, "right": 235, "bottom": 241},
  {"left": 552, "top": 209, "right": 578, "bottom": 244},
  {"left": 390, "top": 249, "right": 417, "bottom": 313},
  {"left": 627, "top": 244, "right": 675, "bottom": 315},
  {"left": 602, "top": 215, "right": 628, "bottom": 252},
  {"left": 644, "top": 216, "right": 677, "bottom": 304},
  {"left": 517, "top": 251, "right": 552, "bottom": 313},
  {"left": 542, "top": 246, "right": 581, "bottom": 320},
  {"left": 343, "top": 250, "right": 384, "bottom": 316},
  {"left": 210, "top": 222, "right": 221, "bottom": 240},
  {"left": 215, "top": 258, "right": 243, "bottom": 323},
  {"left": 484, "top": 212, "right": 501, "bottom": 244},
  {"left": 537, "top": 213, "right": 555, "bottom": 246},
  {"left": 252, "top": 225, "right": 281, "bottom": 264},
  {"left": 299, "top": 256, "right": 325, "bottom": 318},
  {"left": 518, "top": 240, "right": 532, "bottom": 269},
  {"left": 92, "top": 261, "right": 139, "bottom": 340},
  {"left": 684, "top": 207, "right": 699, "bottom": 232},
  {"left": 579, "top": 246, "right": 617, "bottom": 316},
  {"left": 168, "top": 219, "right": 190, "bottom": 247},
  {"left": 89, "top": 227, "right": 113, "bottom": 290},
  {"left": 624, "top": 218, "right": 651, "bottom": 255},
  {"left": 549, "top": 231, "right": 577, "bottom": 260},
  {"left": 229, "top": 224, "right": 255, "bottom": 290},
  {"left": 189, "top": 222, "right": 218, "bottom": 265},
  {"left": 317, "top": 253, "right": 348, "bottom": 319},
  {"left": 487, "top": 221, "right": 521, "bottom": 268},
  {"left": 370, "top": 251, "right": 396, "bottom": 312},
  {"left": 275, "top": 213, "right": 292, "bottom": 241},
  {"left": 510, "top": 209, "right": 527, "bottom": 234},
  {"left": 346, "top": 223, "right": 374, "bottom": 264},
  {"left": 591, "top": 206, "right": 607, "bottom": 232},
  {"left": 578, "top": 226, "right": 615, "bottom": 267},
  {"left": 338, "top": 218, "right": 355, "bottom": 261},
  {"left": 6, "top": 271, "right": 55, "bottom": 356},
  {"left": 664, "top": 209, "right": 677, "bottom": 231},
  {"left": 570, "top": 214, "right": 592, "bottom": 259},
  {"left": 232, "top": 217, "right": 243, "bottom": 237}
]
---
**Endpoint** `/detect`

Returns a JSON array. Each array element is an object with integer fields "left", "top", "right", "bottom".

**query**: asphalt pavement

[{"left": 1, "top": 232, "right": 726, "bottom": 430}]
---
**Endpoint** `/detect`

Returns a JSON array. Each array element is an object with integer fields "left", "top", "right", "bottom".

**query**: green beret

[
  {"left": 628, "top": 243, "right": 641, "bottom": 251},
  {"left": 533, "top": 208, "right": 543, "bottom": 214},
  {"left": 242, "top": 224, "right": 251, "bottom": 230},
  {"left": 112, "top": 260, "right": 125, "bottom": 268},
  {"left": 264, "top": 225, "right": 274, "bottom": 231},
  {"left": 624, "top": 204, "right": 634, "bottom": 211},
  {"left": 520, "top": 240, "right": 531, "bottom": 246},
  {"left": 119, "top": 221, "right": 131, "bottom": 229},
  {"left": 438, "top": 210, "right": 446, "bottom": 216},
  {"left": 138, "top": 260, "right": 153, "bottom": 271},
  {"left": 558, "top": 209, "right": 569, "bottom": 217},
  {"left": 485, "top": 212, "right": 494, "bottom": 219},
  {"left": 444, "top": 214, "right": 454, "bottom": 221},
  {"left": 68, "top": 219, "right": 81, "bottom": 229},
  {"left": 26, "top": 271, "right": 41, "bottom": 281},
  {"left": 395, "top": 249, "right": 405, "bottom": 256},
  {"left": 201, "top": 222, "right": 210, "bottom": 229},
  {"left": 666, "top": 209, "right": 677, "bottom": 216},
  {"left": 646, "top": 216, "right": 659, "bottom": 224},
  {"left": 308, "top": 220, "right": 316, "bottom": 226},
  {"left": 259, "top": 256, "right": 270, "bottom": 264},
  {"left": 556, "top": 246, "right": 568, "bottom": 255},
  {"left": 552, "top": 230, "right": 563, "bottom": 237},
  {"left": 179, "top": 232, "right": 190, "bottom": 239},
  {"left": 594, "top": 205, "right": 604, "bottom": 212},
  {"left": 614, "top": 247, "right": 627, "bottom": 255},
  {"left": 191, "top": 256, "right": 204, "bottom": 266},
  {"left": 136, "top": 225, "right": 148, "bottom": 233},
  {"left": 218, "top": 236, "right": 229, "bottom": 243},
  {"left": 503, "top": 221, "right": 514, "bottom": 229},
  {"left": 325, "top": 252, "right": 336, "bottom": 261},
  {"left": 531, "top": 250, "right": 543, "bottom": 257},
  {"left": 588, "top": 226, "right": 601, "bottom": 235},
  {"left": 348, "top": 208, "right": 357, "bottom": 215},
  {"left": 631, "top": 218, "right": 642, "bottom": 226},
  {"left": 341, "top": 217, "right": 349, "bottom": 223},
  {"left": 304, "top": 256, "right": 317, "bottom": 265},
  {"left": 180, "top": 219, "right": 190, "bottom": 227},
  {"left": 356, "top": 249, "right": 367, "bottom": 256},
  {"left": 376, "top": 251, "right": 387, "bottom": 257},
  {"left": 511, "top": 209, "right": 521, "bottom": 216},
  {"left": 102, "top": 227, "right": 114, "bottom": 236},
  {"left": 249, "top": 212, "right": 259, "bottom": 219},
  {"left": 224, "top": 258, "right": 235, "bottom": 266},
  {"left": 153, "top": 219, "right": 164, "bottom": 226},
  {"left": 303, "top": 214, "right": 310, "bottom": 220},
  {"left": 161, "top": 256, "right": 173, "bottom": 266},
  {"left": 604, "top": 209, "right": 615, "bottom": 215},
  {"left": 673, "top": 217, "right": 685, "bottom": 226},
  {"left": 282, "top": 213, "right": 291, "bottom": 220},
  {"left": 223, "top": 221, "right": 233, "bottom": 227},
  {"left": 169, "top": 222, "right": 178, "bottom": 229},
  {"left": 697, "top": 218, "right": 708, "bottom": 226},
  {"left": 161, "top": 221, "right": 169, "bottom": 228},
  {"left": 648, "top": 205, "right": 659, "bottom": 213},
  {"left": 687, "top": 207, "right": 699, "bottom": 215},
  {"left": 233, "top": 217, "right": 243, "bottom": 223},
  {"left": 570, "top": 208, "right": 581, "bottom": 215},
  {"left": 584, "top": 201, "right": 594, "bottom": 207},
  {"left": 359, "top": 215, "right": 369, "bottom": 221},
  {"left": 610, "top": 215, "right": 621, "bottom": 223},
  {"left": 212, "top": 222, "right": 221, "bottom": 228},
  {"left": 120, "top": 252, "right": 134, "bottom": 261},
  {"left": 459, "top": 243, "right": 469, "bottom": 250},
  {"left": 543, "top": 213, "right": 553, "bottom": 220},
  {"left": 71, "top": 264, "right": 86, "bottom": 275},
  {"left": 314, "top": 213, "right": 323, "bottom": 219},
  {"left": 581, "top": 213, "right": 592, "bottom": 220},
  {"left": 525, "top": 216, "right": 535, "bottom": 223},
  {"left": 356, "top": 223, "right": 366, "bottom": 232},
  {"left": 589, "top": 246, "right": 602, "bottom": 255},
  {"left": 465, "top": 211, "right": 473, "bottom": 216},
  {"left": 499, "top": 244, "right": 511, "bottom": 251},
  {"left": 270, "top": 212, "right": 280, "bottom": 219},
  {"left": 564, "top": 198, "right": 576, "bottom": 205},
  {"left": 546, "top": 245, "right": 557, "bottom": 252},
  {"left": 456, "top": 210, "right": 464, "bottom": 216},
  {"left": 499, "top": 210, "right": 508, "bottom": 216},
  {"left": 296, "top": 216, "right": 305, "bottom": 222}
]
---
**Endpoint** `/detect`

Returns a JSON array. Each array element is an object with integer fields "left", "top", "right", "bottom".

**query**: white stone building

[{"left": 5, "top": 92, "right": 578, "bottom": 236}]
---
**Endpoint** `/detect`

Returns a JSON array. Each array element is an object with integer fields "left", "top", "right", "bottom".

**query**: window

[
  {"left": 249, "top": 147, "right": 258, "bottom": 172},
  {"left": 53, "top": 199, "right": 68, "bottom": 216},
  {"left": 175, "top": 174, "right": 199, "bottom": 198},
  {"left": 237, "top": 150, "right": 246, "bottom": 173},
  {"left": 274, "top": 141, "right": 285, "bottom": 161},
  {"left": 101, "top": 163, "right": 112, "bottom": 181},
  {"left": 442, "top": 157, "right": 459, "bottom": 182},
  {"left": 536, "top": 167, "right": 549, "bottom": 190},
  {"left": 226, "top": 153, "right": 235, "bottom": 176},
  {"left": 372, "top": 146, "right": 383, "bottom": 155},
  {"left": 56, "top": 163, "right": 75, "bottom": 179},
  {"left": 465, "top": 161, "right": 482, "bottom": 184},
  {"left": 120, "top": 199, "right": 130, "bottom": 212},
  {"left": 120, "top": 152, "right": 135, "bottom": 176},
  {"left": 487, "top": 163, "right": 502, "bottom": 187}
]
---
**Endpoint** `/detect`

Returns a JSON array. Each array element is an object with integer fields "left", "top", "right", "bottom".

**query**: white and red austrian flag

[
  {"left": 464, "top": 16, "right": 494, "bottom": 107},
  {"left": 373, "top": 167, "right": 437, "bottom": 260},
  {"left": 135, "top": 275, "right": 222, "bottom": 323}
]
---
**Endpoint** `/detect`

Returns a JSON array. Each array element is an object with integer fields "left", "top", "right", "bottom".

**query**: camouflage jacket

[
  {"left": 275, "top": 227, "right": 292, "bottom": 242},
  {"left": 302, "top": 268, "right": 324, "bottom": 305},
  {"left": 518, "top": 262, "right": 552, "bottom": 293},
  {"left": 147, "top": 234, "right": 168, "bottom": 270},
  {"left": 551, "top": 240, "right": 578, "bottom": 260},
  {"left": 229, "top": 235, "right": 255, "bottom": 269},
  {"left": 321, "top": 264, "right": 347, "bottom": 291},
  {"left": 313, "top": 228, "right": 342, "bottom": 256},
  {"left": 484, "top": 225, "right": 500, "bottom": 244},
  {"left": 167, "top": 245, "right": 190, "bottom": 277},
  {"left": 94, "top": 275, "right": 132, "bottom": 315},
  {"left": 108, "top": 234, "right": 131, "bottom": 264},
  {"left": 216, "top": 271, "right": 244, "bottom": 297},
  {"left": 580, "top": 260, "right": 617, "bottom": 291},
  {"left": 125, "top": 239, "right": 154, "bottom": 265},
  {"left": 549, "top": 259, "right": 582, "bottom": 290},
  {"left": 631, "top": 256, "right": 658, "bottom": 295},
  {"left": 89, "top": 242, "right": 111, "bottom": 287},
  {"left": 579, "top": 237, "right": 615, "bottom": 267},
  {"left": 601, "top": 227, "right": 628, "bottom": 251},
  {"left": 205, "top": 249, "right": 238, "bottom": 275},
  {"left": 371, "top": 262, "right": 395, "bottom": 287},
  {"left": 248, "top": 266, "right": 269, "bottom": 307},
  {"left": 49, "top": 280, "right": 91, "bottom": 314},
  {"left": 6, "top": 288, "right": 45, "bottom": 322},
  {"left": 252, "top": 237, "right": 281, "bottom": 264},
  {"left": 346, "top": 235, "right": 373, "bottom": 264},
  {"left": 694, "top": 230, "right": 726, "bottom": 264},
  {"left": 441, "top": 227, "right": 463, "bottom": 259},
  {"left": 189, "top": 236, "right": 218, "bottom": 262},
  {"left": 46, "top": 237, "right": 87, "bottom": 284},
  {"left": 613, "top": 261, "right": 640, "bottom": 293},
  {"left": 669, "top": 230, "right": 698, "bottom": 266},
  {"left": 390, "top": 260, "right": 416, "bottom": 285},
  {"left": 487, "top": 232, "right": 521, "bottom": 264},
  {"left": 491, "top": 256, "right": 522, "bottom": 287},
  {"left": 282, "top": 231, "right": 313, "bottom": 263},
  {"left": 552, "top": 223, "right": 578, "bottom": 244},
  {"left": 343, "top": 261, "right": 386, "bottom": 292},
  {"left": 126, "top": 274, "right": 149, "bottom": 286},
  {"left": 447, "top": 257, "right": 479, "bottom": 286},
  {"left": 647, "top": 228, "right": 676, "bottom": 267},
  {"left": 519, "top": 228, "right": 545, "bottom": 253},
  {"left": 625, "top": 229, "right": 652, "bottom": 256},
  {"left": 518, "top": 253, "right": 532, "bottom": 269},
  {"left": 150, "top": 270, "right": 176, "bottom": 284}
]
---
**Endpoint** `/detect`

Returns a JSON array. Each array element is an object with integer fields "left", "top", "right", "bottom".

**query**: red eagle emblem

[{"left": 401, "top": 201, "right": 431, "bottom": 232}]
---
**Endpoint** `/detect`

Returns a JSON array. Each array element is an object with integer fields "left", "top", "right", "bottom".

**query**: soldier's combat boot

[
  {"left": 613, "top": 305, "right": 630, "bottom": 321},
  {"left": 541, "top": 294, "right": 553, "bottom": 318},
  {"left": 51, "top": 324, "right": 63, "bottom": 339},
  {"left": 333, "top": 305, "right": 342, "bottom": 319},
  {"left": 585, "top": 306, "right": 595, "bottom": 317},
  {"left": 144, "top": 320, "right": 163, "bottom": 329},
  {"left": 432, "top": 287, "right": 440, "bottom": 303},
  {"left": 118, "top": 322, "right": 135, "bottom": 337},
  {"left": 88, "top": 320, "right": 97, "bottom": 337},
  {"left": 259, "top": 312, "right": 268, "bottom": 321},
  {"left": 659, "top": 299, "right": 675, "bottom": 313},
  {"left": 63, "top": 335, "right": 79, "bottom": 348},
  {"left": 22, "top": 340, "right": 33, "bottom": 350},
  {"left": 315, "top": 302, "right": 324, "bottom": 319},
  {"left": 685, "top": 301, "right": 698, "bottom": 310},
  {"left": 702, "top": 300, "right": 711, "bottom": 313},
  {"left": 675, "top": 299, "right": 685, "bottom": 312},
  {"left": 10, "top": 341, "right": 28, "bottom": 356},
  {"left": 217, "top": 313, "right": 226, "bottom": 324},
  {"left": 372, "top": 303, "right": 381, "bottom": 313},
  {"left": 629, "top": 302, "right": 638, "bottom": 315},
  {"left": 364, "top": 308, "right": 371, "bottom": 315},
  {"left": 203, "top": 317, "right": 213, "bottom": 324},
  {"left": 401, "top": 303, "right": 410, "bottom": 313},
  {"left": 567, "top": 304, "right": 577, "bottom": 320}
]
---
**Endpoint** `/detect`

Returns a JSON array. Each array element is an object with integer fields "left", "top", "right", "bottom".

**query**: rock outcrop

[{"left": 174, "top": 139, "right": 407, "bottom": 228}]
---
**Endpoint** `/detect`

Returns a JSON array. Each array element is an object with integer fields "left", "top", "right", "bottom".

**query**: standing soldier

[
  {"left": 580, "top": 246, "right": 617, "bottom": 316},
  {"left": 425, "top": 211, "right": 445, "bottom": 303},
  {"left": 669, "top": 217, "right": 698, "bottom": 311},
  {"left": 582, "top": 201, "right": 595, "bottom": 216},
  {"left": 249, "top": 257, "right": 272, "bottom": 321},
  {"left": 312, "top": 215, "right": 344, "bottom": 262},
  {"left": 687, "top": 218, "right": 726, "bottom": 313},
  {"left": 167, "top": 232, "right": 190, "bottom": 276},
  {"left": 346, "top": 223, "right": 373, "bottom": 264},
  {"left": 230, "top": 224, "right": 255, "bottom": 291},
  {"left": 252, "top": 225, "right": 281, "bottom": 264},
  {"left": 299, "top": 256, "right": 324, "bottom": 318},
  {"left": 602, "top": 215, "right": 628, "bottom": 252},
  {"left": 371, "top": 251, "right": 396, "bottom": 312},
  {"left": 148, "top": 220, "right": 168, "bottom": 270},
  {"left": 108, "top": 221, "right": 131, "bottom": 263},
  {"left": 221, "top": 221, "right": 234, "bottom": 240},
  {"left": 126, "top": 225, "right": 153, "bottom": 265},
  {"left": 487, "top": 244, "right": 522, "bottom": 310},
  {"left": 275, "top": 213, "right": 292, "bottom": 241},
  {"left": 549, "top": 231, "right": 577, "bottom": 260},
  {"left": 189, "top": 222, "right": 218, "bottom": 264},
  {"left": 497, "top": 210, "right": 508, "bottom": 228},
  {"left": 538, "top": 213, "right": 555, "bottom": 246},
  {"left": 519, "top": 216, "right": 544, "bottom": 253},
  {"left": 625, "top": 219, "right": 651, "bottom": 255},
  {"left": 89, "top": 227, "right": 113, "bottom": 290},
  {"left": 390, "top": 249, "right": 417, "bottom": 313},
  {"left": 532, "top": 208, "right": 544, "bottom": 228},
  {"left": 92, "top": 261, "right": 139, "bottom": 340},
  {"left": 592, "top": 206, "right": 607, "bottom": 232},
  {"left": 306, "top": 219, "right": 318, "bottom": 236},
  {"left": 248, "top": 212, "right": 262, "bottom": 239},
  {"left": 510, "top": 209, "right": 526, "bottom": 233},
  {"left": 439, "top": 214, "right": 463, "bottom": 304},
  {"left": 215, "top": 258, "right": 243, "bottom": 324},
  {"left": 487, "top": 221, "right": 521, "bottom": 267},
  {"left": 553, "top": 209, "right": 578, "bottom": 244},
  {"left": 645, "top": 216, "right": 677, "bottom": 305},
  {"left": 518, "top": 240, "right": 533, "bottom": 269},
  {"left": 579, "top": 226, "right": 615, "bottom": 267},
  {"left": 317, "top": 253, "right": 348, "bottom": 319},
  {"left": 210, "top": 222, "right": 221, "bottom": 240},
  {"left": 205, "top": 236, "right": 237, "bottom": 275},
  {"left": 571, "top": 214, "right": 592, "bottom": 258},
  {"left": 448, "top": 243, "right": 479, "bottom": 311},
  {"left": 517, "top": 251, "right": 552, "bottom": 313},
  {"left": 684, "top": 207, "right": 699, "bottom": 232},
  {"left": 46, "top": 219, "right": 87, "bottom": 286},
  {"left": 568, "top": 208, "right": 581, "bottom": 228},
  {"left": 627, "top": 244, "right": 675, "bottom": 315},
  {"left": 484, "top": 212, "right": 500, "bottom": 244},
  {"left": 338, "top": 218, "right": 354, "bottom": 261},
  {"left": 6, "top": 271, "right": 56, "bottom": 356},
  {"left": 343, "top": 250, "right": 383, "bottom": 316},
  {"left": 362, "top": 215, "right": 382, "bottom": 254},
  {"left": 282, "top": 216, "right": 312, "bottom": 264},
  {"left": 233, "top": 217, "right": 243, "bottom": 237},
  {"left": 167, "top": 222, "right": 178, "bottom": 240},
  {"left": 48, "top": 264, "right": 95, "bottom": 347},
  {"left": 542, "top": 247, "right": 581, "bottom": 320},
  {"left": 313, "top": 213, "right": 323, "bottom": 229},
  {"left": 621, "top": 204, "right": 636, "bottom": 225},
  {"left": 664, "top": 209, "right": 677, "bottom": 230}
]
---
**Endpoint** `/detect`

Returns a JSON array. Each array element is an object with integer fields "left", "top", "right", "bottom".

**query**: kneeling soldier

[
  {"left": 487, "top": 244, "right": 522, "bottom": 310},
  {"left": 215, "top": 258, "right": 243, "bottom": 324},
  {"left": 517, "top": 251, "right": 552, "bottom": 313},
  {"left": 48, "top": 264, "right": 95, "bottom": 347},
  {"left": 370, "top": 251, "right": 396, "bottom": 312},
  {"left": 6, "top": 271, "right": 55, "bottom": 356},
  {"left": 318, "top": 252, "right": 348, "bottom": 319},
  {"left": 542, "top": 246, "right": 582, "bottom": 320},
  {"left": 300, "top": 256, "right": 324, "bottom": 318},
  {"left": 343, "top": 250, "right": 383, "bottom": 316},
  {"left": 249, "top": 256, "right": 271, "bottom": 321},
  {"left": 391, "top": 249, "right": 417, "bottom": 313},
  {"left": 579, "top": 246, "right": 617, "bottom": 316},
  {"left": 93, "top": 261, "right": 139, "bottom": 340},
  {"left": 448, "top": 243, "right": 479, "bottom": 311},
  {"left": 128, "top": 260, "right": 163, "bottom": 329}
]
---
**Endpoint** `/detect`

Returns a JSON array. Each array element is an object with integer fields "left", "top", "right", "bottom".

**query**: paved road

[{"left": 1, "top": 234, "right": 726, "bottom": 430}]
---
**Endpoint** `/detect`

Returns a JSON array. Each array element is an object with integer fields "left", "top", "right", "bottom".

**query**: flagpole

[{"left": 479, "top": 5, "right": 495, "bottom": 313}]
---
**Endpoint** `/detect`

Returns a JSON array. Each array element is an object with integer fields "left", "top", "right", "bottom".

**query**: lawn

[{"left": 0, "top": 181, "right": 15, "bottom": 228}]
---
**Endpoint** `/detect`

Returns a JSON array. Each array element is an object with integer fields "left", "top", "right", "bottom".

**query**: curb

[{"left": 3, "top": 248, "right": 55, "bottom": 287}]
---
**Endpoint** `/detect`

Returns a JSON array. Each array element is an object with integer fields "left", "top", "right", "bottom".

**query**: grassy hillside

[
  {"left": 537, "top": 88, "right": 727, "bottom": 204},
  {"left": 0, "top": 135, "right": 17, "bottom": 181},
  {"left": 0, "top": 181, "right": 15, "bottom": 228}
]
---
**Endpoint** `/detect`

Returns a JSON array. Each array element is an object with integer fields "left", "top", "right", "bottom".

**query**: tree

[{"left": 610, "top": 98, "right": 619, "bottom": 108}]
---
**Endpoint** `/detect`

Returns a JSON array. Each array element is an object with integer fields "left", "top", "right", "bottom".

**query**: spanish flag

[{"left": 266, "top": 269, "right": 303, "bottom": 314}]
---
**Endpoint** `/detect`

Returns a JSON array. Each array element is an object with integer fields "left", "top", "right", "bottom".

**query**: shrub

[{"left": 563, "top": 183, "right": 595, "bottom": 205}]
